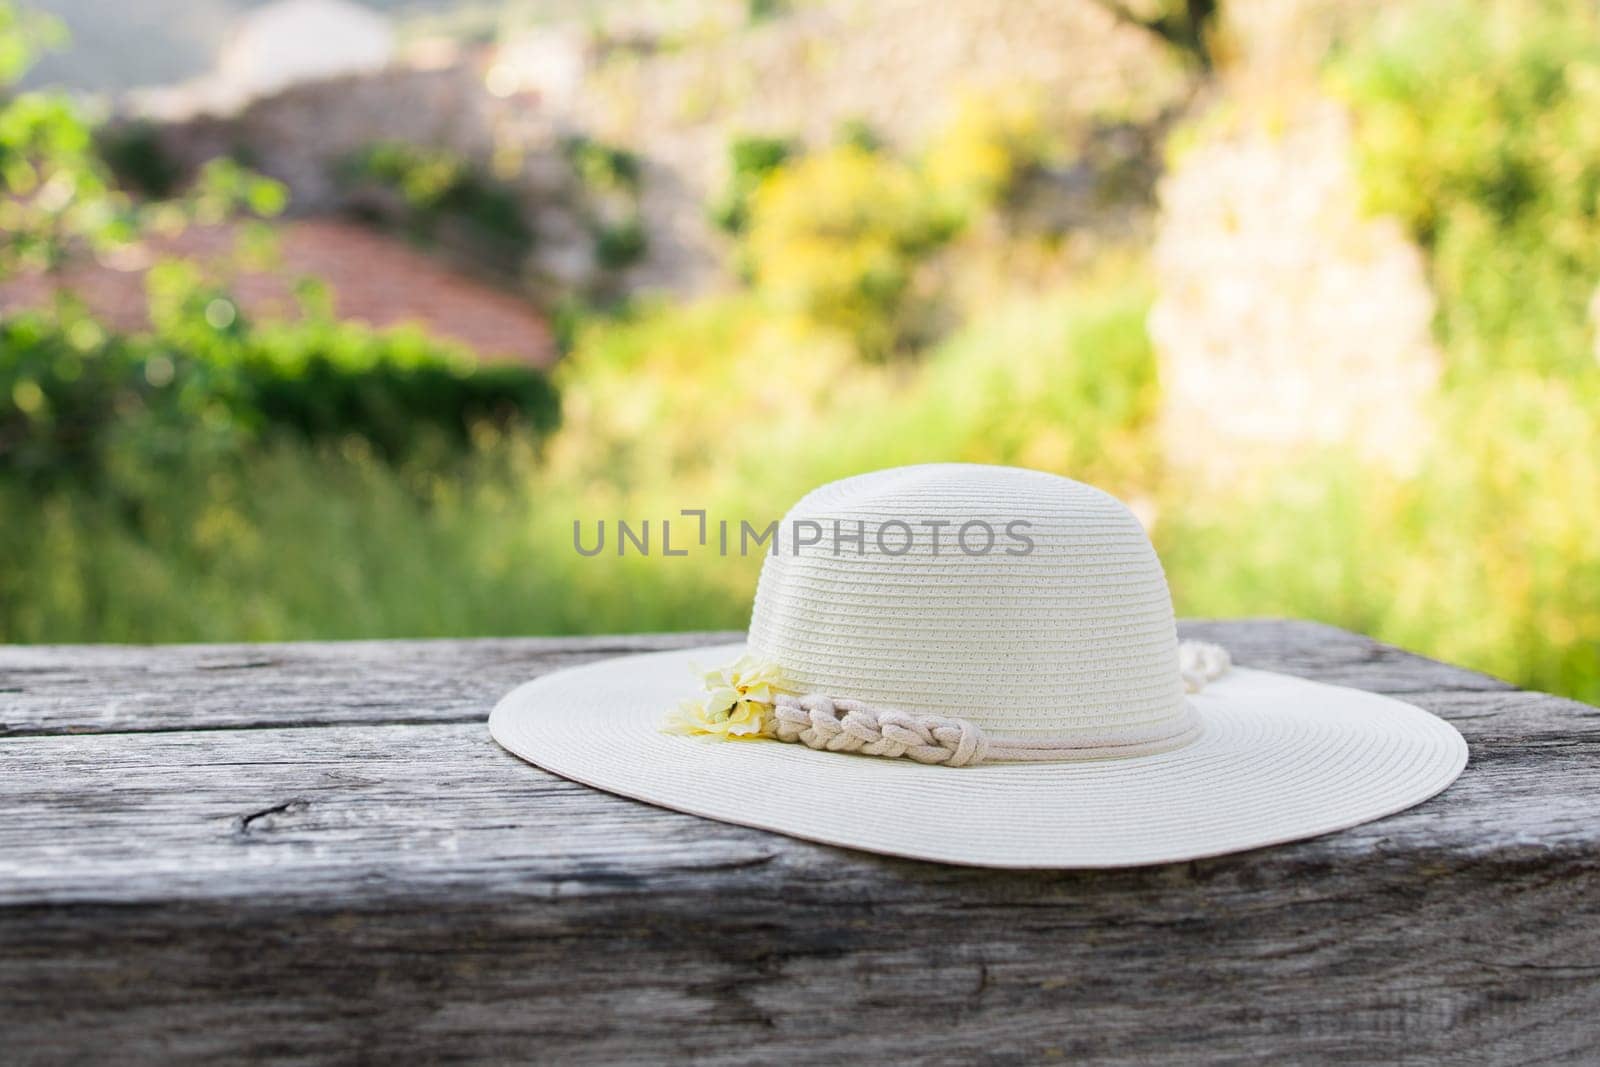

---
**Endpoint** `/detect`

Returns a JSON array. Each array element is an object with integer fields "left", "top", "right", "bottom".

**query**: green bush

[
  {"left": 0, "top": 287, "right": 560, "bottom": 486},
  {"left": 558, "top": 135, "right": 650, "bottom": 276},
  {"left": 96, "top": 119, "right": 181, "bottom": 197},
  {"left": 720, "top": 99, "right": 1057, "bottom": 359},
  {"left": 1, "top": 310, "right": 165, "bottom": 483},
  {"left": 340, "top": 140, "right": 534, "bottom": 265},
  {"left": 561, "top": 135, "right": 642, "bottom": 196},
  {"left": 743, "top": 143, "right": 960, "bottom": 357},
  {"left": 835, "top": 118, "right": 883, "bottom": 154},
  {"left": 921, "top": 87, "right": 1058, "bottom": 213},
  {"left": 594, "top": 215, "right": 648, "bottom": 270},
  {"left": 709, "top": 134, "right": 794, "bottom": 234}
]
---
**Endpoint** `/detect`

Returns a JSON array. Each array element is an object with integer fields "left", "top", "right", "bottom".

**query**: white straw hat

[{"left": 491, "top": 464, "right": 1466, "bottom": 867}]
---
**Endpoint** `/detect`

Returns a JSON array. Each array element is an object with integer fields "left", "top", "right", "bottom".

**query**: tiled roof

[{"left": 0, "top": 218, "right": 556, "bottom": 367}]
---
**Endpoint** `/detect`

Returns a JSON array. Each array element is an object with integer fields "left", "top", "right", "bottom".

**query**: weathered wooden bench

[{"left": 2, "top": 620, "right": 1596, "bottom": 1064}]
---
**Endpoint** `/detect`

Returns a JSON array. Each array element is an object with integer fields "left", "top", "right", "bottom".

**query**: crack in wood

[{"left": 236, "top": 798, "right": 311, "bottom": 835}]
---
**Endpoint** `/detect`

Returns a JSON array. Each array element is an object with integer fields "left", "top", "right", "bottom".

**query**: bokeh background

[{"left": 2, "top": 0, "right": 1597, "bottom": 705}]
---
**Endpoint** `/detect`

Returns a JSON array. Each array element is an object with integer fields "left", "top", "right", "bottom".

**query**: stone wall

[
  {"left": 148, "top": 64, "right": 500, "bottom": 211},
  {"left": 132, "top": 57, "right": 604, "bottom": 300}
]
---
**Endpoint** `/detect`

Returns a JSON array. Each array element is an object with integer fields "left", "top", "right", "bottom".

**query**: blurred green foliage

[
  {"left": 0, "top": 437, "right": 575, "bottom": 642},
  {"left": 1332, "top": 0, "right": 1600, "bottom": 379},
  {"left": 1161, "top": 372, "right": 1600, "bottom": 703},
  {"left": 3, "top": 0, "right": 1598, "bottom": 707},
  {"left": 742, "top": 143, "right": 960, "bottom": 357},
  {"left": 340, "top": 139, "right": 534, "bottom": 266},
  {"left": 709, "top": 134, "right": 793, "bottom": 234},
  {"left": 2, "top": 272, "right": 1157, "bottom": 642},
  {"left": 1088, "top": 0, "right": 1220, "bottom": 71},
  {"left": 593, "top": 215, "right": 648, "bottom": 271},
  {"left": 560, "top": 134, "right": 648, "bottom": 275},
  {"left": 1, "top": 275, "right": 559, "bottom": 486},
  {"left": 834, "top": 118, "right": 883, "bottom": 155},
  {"left": 95, "top": 119, "right": 181, "bottom": 198},
  {"left": 0, "top": 7, "right": 557, "bottom": 493},
  {"left": 719, "top": 92, "right": 1058, "bottom": 358},
  {"left": 1166, "top": 0, "right": 1600, "bottom": 702},
  {"left": 745, "top": 0, "right": 787, "bottom": 25},
  {"left": 0, "top": 12, "right": 136, "bottom": 273},
  {"left": 0, "top": 2, "right": 62, "bottom": 83},
  {"left": 921, "top": 87, "right": 1058, "bottom": 212},
  {"left": 562, "top": 134, "right": 642, "bottom": 196}
]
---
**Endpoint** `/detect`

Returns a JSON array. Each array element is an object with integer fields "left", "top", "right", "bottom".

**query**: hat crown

[{"left": 747, "top": 464, "right": 1186, "bottom": 743}]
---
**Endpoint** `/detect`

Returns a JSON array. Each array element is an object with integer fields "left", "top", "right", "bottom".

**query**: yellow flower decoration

[{"left": 662, "top": 655, "right": 791, "bottom": 740}]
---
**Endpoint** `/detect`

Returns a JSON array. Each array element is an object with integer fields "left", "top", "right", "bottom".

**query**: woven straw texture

[
  {"left": 749, "top": 465, "right": 1188, "bottom": 747},
  {"left": 489, "top": 643, "right": 1468, "bottom": 867}
]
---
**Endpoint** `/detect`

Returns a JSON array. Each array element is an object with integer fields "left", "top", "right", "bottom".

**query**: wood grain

[{"left": 1, "top": 620, "right": 1596, "bottom": 1065}]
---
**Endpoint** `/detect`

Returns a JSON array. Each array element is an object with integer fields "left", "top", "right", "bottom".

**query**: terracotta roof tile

[{"left": 0, "top": 218, "right": 555, "bottom": 367}]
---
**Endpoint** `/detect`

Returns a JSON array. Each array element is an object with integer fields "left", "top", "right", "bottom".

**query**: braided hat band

[{"left": 668, "top": 643, "right": 1228, "bottom": 767}]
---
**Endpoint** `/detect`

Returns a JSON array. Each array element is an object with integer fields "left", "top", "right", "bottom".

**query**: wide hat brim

[{"left": 489, "top": 642, "right": 1468, "bottom": 868}]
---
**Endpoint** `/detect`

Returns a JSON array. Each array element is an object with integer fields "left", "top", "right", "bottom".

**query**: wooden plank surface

[{"left": 1, "top": 620, "right": 1597, "bottom": 1065}]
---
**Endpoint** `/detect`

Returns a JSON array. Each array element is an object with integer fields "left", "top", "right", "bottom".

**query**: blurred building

[{"left": 135, "top": 0, "right": 397, "bottom": 118}]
